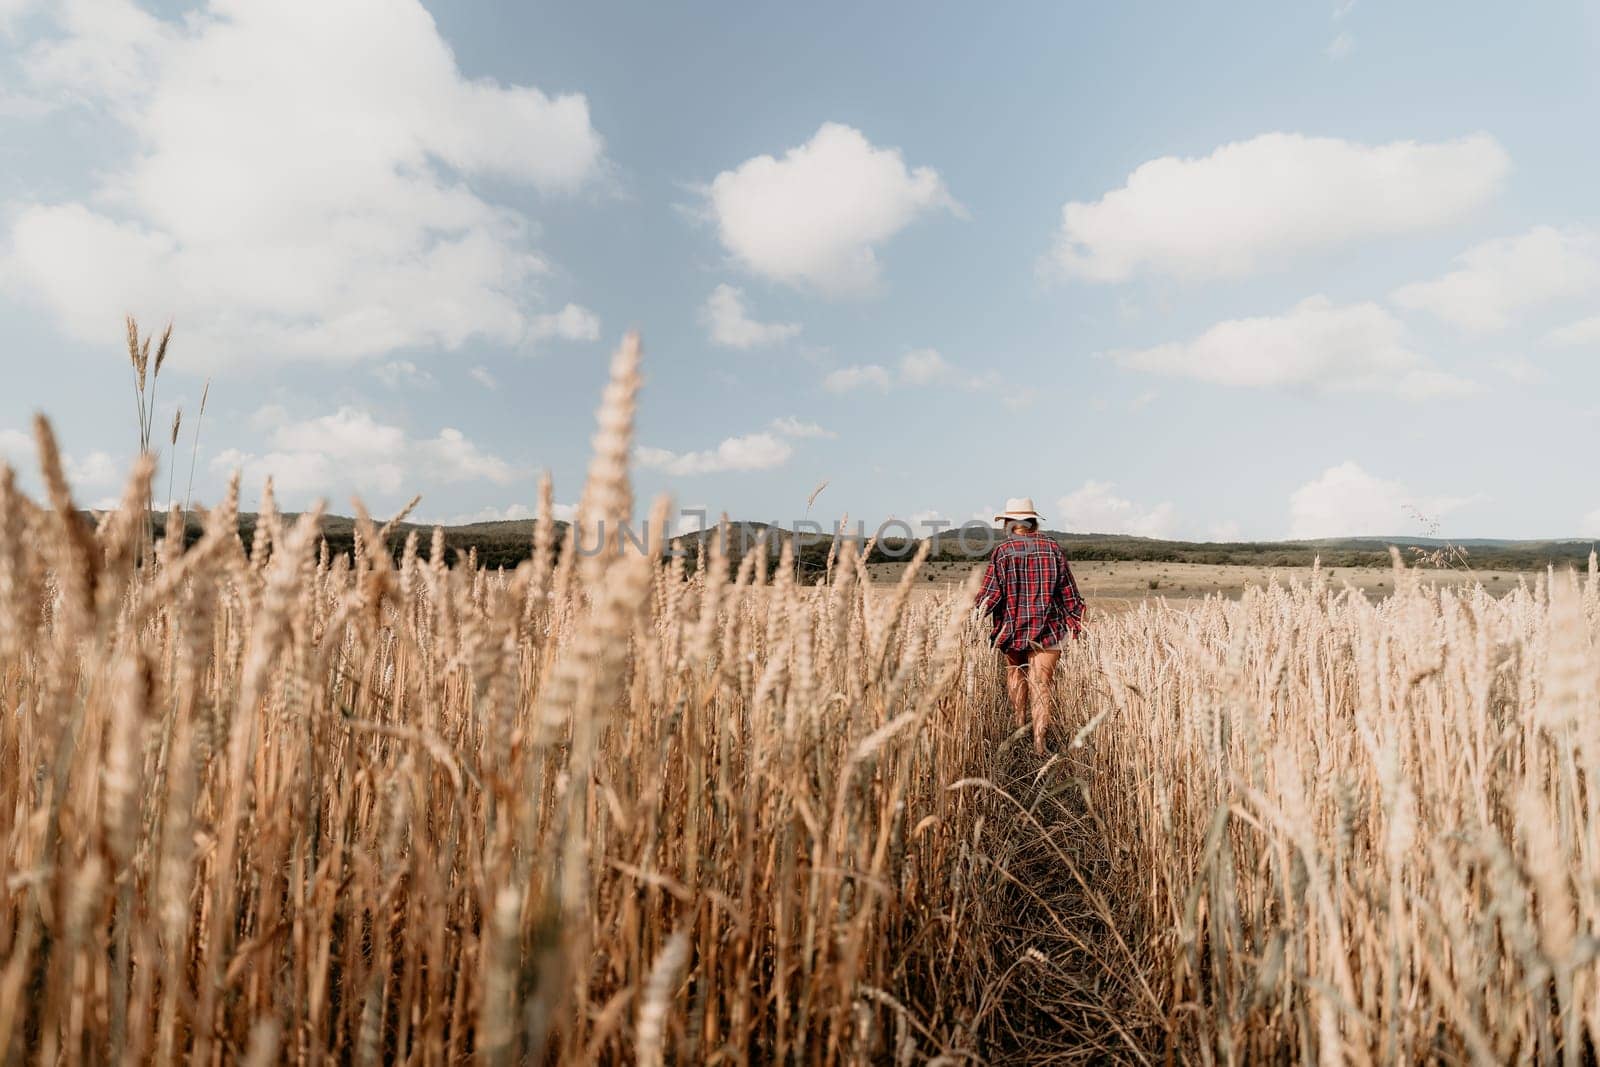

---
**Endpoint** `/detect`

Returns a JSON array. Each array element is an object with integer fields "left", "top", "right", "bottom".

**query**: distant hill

[{"left": 148, "top": 512, "right": 1597, "bottom": 574}]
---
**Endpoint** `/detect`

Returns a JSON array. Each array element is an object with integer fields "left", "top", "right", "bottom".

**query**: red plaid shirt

[{"left": 978, "top": 532, "right": 1085, "bottom": 653}]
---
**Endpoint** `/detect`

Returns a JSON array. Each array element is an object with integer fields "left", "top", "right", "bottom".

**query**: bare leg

[
  {"left": 1027, "top": 649, "right": 1061, "bottom": 755},
  {"left": 1002, "top": 651, "right": 1029, "bottom": 727}
]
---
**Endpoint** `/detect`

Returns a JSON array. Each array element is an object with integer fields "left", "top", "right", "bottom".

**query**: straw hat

[{"left": 993, "top": 497, "right": 1044, "bottom": 524}]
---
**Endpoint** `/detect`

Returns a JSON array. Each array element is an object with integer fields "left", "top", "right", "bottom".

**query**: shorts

[{"left": 1000, "top": 646, "right": 1063, "bottom": 669}]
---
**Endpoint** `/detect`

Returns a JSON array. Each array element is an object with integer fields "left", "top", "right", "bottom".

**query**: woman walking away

[{"left": 978, "top": 497, "right": 1085, "bottom": 755}]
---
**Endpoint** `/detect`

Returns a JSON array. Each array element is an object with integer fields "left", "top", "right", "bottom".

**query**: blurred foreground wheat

[{"left": 0, "top": 335, "right": 1024, "bottom": 1064}]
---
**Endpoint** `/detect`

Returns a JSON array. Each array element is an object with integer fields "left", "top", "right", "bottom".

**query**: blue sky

[{"left": 1, "top": 0, "right": 1597, "bottom": 540}]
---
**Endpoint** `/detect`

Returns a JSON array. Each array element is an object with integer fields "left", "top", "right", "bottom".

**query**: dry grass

[
  {"left": 880, "top": 559, "right": 1538, "bottom": 613},
  {"left": 3, "top": 330, "right": 1597, "bottom": 1062}
]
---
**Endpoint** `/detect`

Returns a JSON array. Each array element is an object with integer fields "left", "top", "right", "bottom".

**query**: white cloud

[
  {"left": 469, "top": 365, "right": 497, "bottom": 389},
  {"left": 636, "top": 432, "right": 793, "bottom": 476},
  {"left": 418, "top": 427, "right": 518, "bottom": 484},
  {"left": 0, "top": 0, "right": 43, "bottom": 25},
  {"left": 0, "top": 91, "right": 54, "bottom": 118},
  {"left": 1325, "top": 32, "right": 1355, "bottom": 59},
  {"left": 66, "top": 449, "right": 120, "bottom": 488},
  {"left": 1, "top": 427, "right": 127, "bottom": 491},
  {"left": 19, "top": 0, "right": 173, "bottom": 100},
  {"left": 1583, "top": 508, "right": 1600, "bottom": 538},
  {"left": 1207, "top": 520, "right": 1243, "bottom": 542},
  {"left": 897, "top": 509, "right": 947, "bottom": 533},
  {"left": 225, "top": 406, "right": 407, "bottom": 496},
  {"left": 898, "top": 347, "right": 951, "bottom": 385},
  {"left": 1115, "top": 296, "right": 1476, "bottom": 397},
  {"left": 701, "top": 284, "right": 801, "bottom": 349},
  {"left": 1049, "top": 132, "right": 1507, "bottom": 282},
  {"left": 1491, "top": 357, "right": 1548, "bottom": 384},
  {"left": 527, "top": 302, "right": 601, "bottom": 345},
  {"left": 3, "top": 0, "right": 604, "bottom": 366},
  {"left": 705, "top": 122, "right": 957, "bottom": 295},
  {"left": 1057, "top": 481, "right": 1177, "bottom": 539},
  {"left": 1549, "top": 315, "right": 1600, "bottom": 347},
  {"left": 1393, "top": 226, "right": 1600, "bottom": 333},
  {"left": 770, "top": 416, "right": 834, "bottom": 439},
  {"left": 824, "top": 348, "right": 1038, "bottom": 407},
  {"left": 270, "top": 406, "right": 405, "bottom": 458},
  {"left": 0, "top": 428, "right": 35, "bottom": 465},
  {"left": 373, "top": 360, "right": 437, "bottom": 389},
  {"left": 669, "top": 507, "right": 710, "bottom": 537},
  {"left": 1289, "top": 462, "right": 1477, "bottom": 539},
  {"left": 247, "top": 403, "right": 290, "bottom": 431},
  {"left": 823, "top": 364, "right": 893, "bottom": 392},
  {"left": 959, "top": 367, "right": 1034, "bottom": 403},
  {"left": 1000, "top": 388, "right": 1039, "bottom": 411},
  {"left": 213, "top": 404, "right": 518, "bottom": 500},
  {"left": 210, "top": 445, "right": 342, "bottom": 498},
  {"left": 449, "top": 503, "right": 530, "bottom": 523}
]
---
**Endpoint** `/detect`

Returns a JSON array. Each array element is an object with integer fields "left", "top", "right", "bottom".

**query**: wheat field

[{"left": 1, "top": 334, "right": 1597, "bottom": 1063}]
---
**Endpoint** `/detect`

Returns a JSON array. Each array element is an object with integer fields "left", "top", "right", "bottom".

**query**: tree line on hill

[{"left": 151, "top": 513, "right": 1598, "bottom": 576}]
